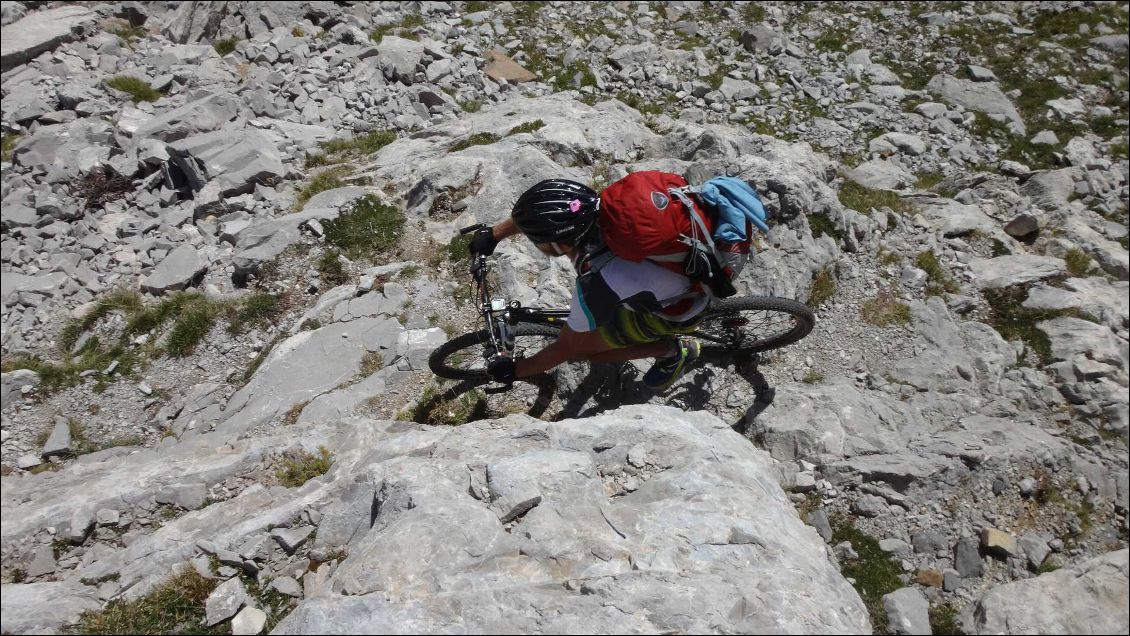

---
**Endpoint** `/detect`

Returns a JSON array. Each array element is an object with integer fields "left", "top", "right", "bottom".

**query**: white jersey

[{"left": 566, "top": 255, "right": 710, "bottom": 332}]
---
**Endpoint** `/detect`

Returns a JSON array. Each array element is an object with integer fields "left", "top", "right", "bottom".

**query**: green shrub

[
  {"left": 861, "top": 290, "right": 912, "bottom": 327},
  {"left": 807, "top": 267, "right": 837, "bottom": 308},
  {"left": 213, "top": 37, "right": 239, "bottom": 56},
  {"left": 450, "top": 132, "right": 501, "bottom": 152},
  {"left": 105, "top": 76, "right": 160, "bottom": 103},
  {"left": 322, "top": 194, "right": 406, "bottom": 261},
  {"left": 460, "top": 99, "right": 482, "bottom": 113},
  {"left": 276, "top": 446, "right": 334, "bottom": 487},
  {"left": 1063, "top": 248, "right": 1092, "bottom": 277}
]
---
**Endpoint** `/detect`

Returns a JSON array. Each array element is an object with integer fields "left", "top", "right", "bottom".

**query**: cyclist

[{"left": 468, "top": 179, "right": 710, "bottom": 391}]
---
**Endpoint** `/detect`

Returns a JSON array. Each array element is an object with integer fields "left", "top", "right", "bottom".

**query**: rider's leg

[{"left": 584, "top": 340, "right": 672, "bottom": 363}]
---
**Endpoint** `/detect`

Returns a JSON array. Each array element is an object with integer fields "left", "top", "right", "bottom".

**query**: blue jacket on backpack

[{"left": 697, "top": 176, "right": 770, "bottom": 242}]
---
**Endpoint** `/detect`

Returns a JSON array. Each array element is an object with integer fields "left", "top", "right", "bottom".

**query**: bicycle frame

[{"left": 461, "top": 225, "right": 567, "bottom": 360}]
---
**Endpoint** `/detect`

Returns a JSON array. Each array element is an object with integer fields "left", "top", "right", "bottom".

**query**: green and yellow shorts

[{"left": 597, "top": 306, "right": 701, "bottom": 349}]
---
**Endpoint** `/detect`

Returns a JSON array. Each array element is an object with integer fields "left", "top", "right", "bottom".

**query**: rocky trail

[{"left": 1, "top": 1, "right": 1127, "bottom": 635}]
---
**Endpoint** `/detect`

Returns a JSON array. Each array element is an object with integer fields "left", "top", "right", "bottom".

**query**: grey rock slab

[
  {"left": 1090, "top": 35, "right": 1129, "bottom": 52},
  {"left": 1004, "top": 213, "right": 1039, "bottom": 238},
  {"left": 232, "top": 207, "right": 346, "bottom": 276},
  {"left": 1019, "top": 533, "right": 1051, "bottom": 569},
  {"left": 1, "top": 271, "right": 68, "bottom": 303},
  {"left": 134, "top": 92, "right": 242, "bottom": 142},
  {"left": 1023, "top": 278, "right": 1129, "bottom": 329},
  {"left": 40, "top": 416, "right": 72, "bottom": 458},
  {"left": 966, "top": 549, "right": 1128, "bottom": 635},
  {"left": 746, "top": 379, "right": 911, "bottom": 463},
  {"left": 214, "top": 317, "right": 401, "bottom": 436},
  {"left": 232, "top": 606, "right": 268, "bottom": 635},
  {"left": 914, "top": 199, "right": 997, "bottom": 237},
  {"left": 141, "top": 244, "right": 206, "bottom": 294},
  {"left": 852, "top": 495, "right": 886, "bottom": 518},
  {"left": 270, "top": 576, "right": 303, "bottom": 598},
  {"left": 1037, "top": 317, "right": 1126, "bottom": 368},
  {"left": 968, "top": 65, "right": 997, "bottom": 82},
  {"left": 277, "top": 406, "right": 871, "bottom": 634},
  {"left": 926, "top": 74, "right": 1025, "bottom": 134},
  {"left": 205, "top": 576, "right": 250, "bottom": 626},
  {"left": 883, "top": 587, "right": 931, "bottom": 635},
  {"left": 967, "top": 254, "right": 1066, "bottom": 289},
  {"left": 395, "top": 328, "right": 447, "bottom": 371},
  {"left": 68, "top": 508, "right": 94, "bottom": 544},
  {"left": 377, "top": 36, "right": 426, "bottom": 82},
  {"left": 167, "top": 126, "right": 287, "bottom": 197},
  {"left": 0, "top": 582, "right": 101, "bottom": 634},
  {"left": 155, "top": 482, "right": 209, "bottom": 510},
  {"left": 1, "top": 370, "right": 40, "bottom": 405},
  {"left": 954, "top": 536, "right": 984, "bottom": 578},
  {"left": 807, "top": 508, "right": 833, "bottom": 543},
  {"left": 0, "top": 6, "right": 97, "bottom": 72},
  {"left": 843, "top": 159, "right": 914, "bottom": 191},
  {"left": 271, "top": 526, "right": 315, "bottom": 555},
  {"left": 869, "top": 132, "right": 927, "bottom": 156},
  {"left": 26, "top": 545, "right": 57, "bottom": 578}
]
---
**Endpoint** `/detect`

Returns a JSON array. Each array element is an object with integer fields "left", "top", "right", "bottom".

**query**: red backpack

[{"left": 598, "top": 171, "right": 749, "bottom": 297}]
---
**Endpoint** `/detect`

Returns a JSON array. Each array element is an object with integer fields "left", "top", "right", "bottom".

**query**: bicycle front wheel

[
  {"left": 693, "top": 296, "right": 815, "bottom": 354},
  {"left": 429, "top": 324, "right": 561, "bottom": 380}
]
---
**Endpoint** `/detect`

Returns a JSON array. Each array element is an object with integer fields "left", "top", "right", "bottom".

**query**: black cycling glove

[
  {"left": 487, "top": 355, "right": 517, "bottom": 384},
  {"left": 469, "top": 227, "right": 499, "bottom": 256}
]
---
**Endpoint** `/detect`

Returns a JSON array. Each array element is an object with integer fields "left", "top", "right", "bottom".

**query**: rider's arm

[
  {"left": 514, "top": 326, "right": 606, "bottom": 377},
  {"left": 491, "top": 217, "right": 519, "bottom": 241}
]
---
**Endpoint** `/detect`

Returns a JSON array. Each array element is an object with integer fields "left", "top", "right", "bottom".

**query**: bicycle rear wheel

[
  {"left": 429, "top": 324, "right": 561, "bottom": 380},
  {"left": 693, "top": 296, "right": 814, "bottom": 354}
]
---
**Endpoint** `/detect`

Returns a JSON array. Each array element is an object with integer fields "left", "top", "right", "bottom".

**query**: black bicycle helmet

[{"left": 510, "top": 179, "right": 599, "bottom": 245}]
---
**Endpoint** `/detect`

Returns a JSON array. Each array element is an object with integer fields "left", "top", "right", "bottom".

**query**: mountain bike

[{"left": 429, "top": 224, "right": 815, "bottom": 382}]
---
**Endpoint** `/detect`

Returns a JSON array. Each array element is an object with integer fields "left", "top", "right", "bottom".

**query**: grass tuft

[
  {"left": 839, "top": 181, "right": 913, "bottom": 215},
  {"left": 2, "top": 133, "right": 21, "bottom": 162},
  {"left": 276, "top": 446, "right": 334, "bottom": 487},
  {"left": 861, "top": 289, "right": 912, "bottom": 327},
  {"left": 213, "top": 37, "right": 238, "bottom": 56},
  {"left": 831, "top": 520, "right": 904, "bottom": 634},
  {"left": 983, "top": 287, "right": 1098, "bottom": 364},
  {"left": 321, "top": 194, "right": 406, "bottom": 262},
  {"left": 508, "top": 119, "right": 546, "bottom": 136},
  {"left": 807, "top": 267, "right": 837, "bottom": 309},
  {"left": 446, "top": 233, "right": 473, "bottom": 262},
  {"left": 915, "top": 252, "right": 960, "bottom": 296},
  {"left": 1063, "top": 248, "right": 1092, "bottom": 277},
  {"left": 72, "top": 568, "right": 220, "bottom": 635},
  {"left": 317, "top": 249, "right": 350, "bottom": 286},
  {"left": 296, "top": 166, "right": 350, "bottom": 209},
  {"left": 450, "top": 132, "right": 501, "bottom": 152},
  {"left": 105, "top": 76, "right": 160, "bottom": 103},
  {"left": 809, "top": 213, "right": 844, "bottom": 242}
]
